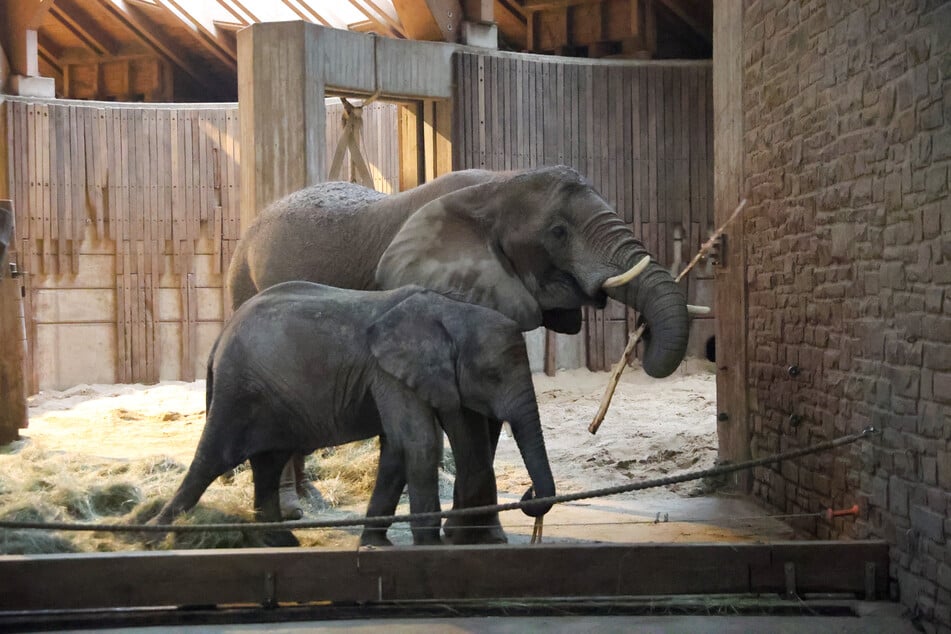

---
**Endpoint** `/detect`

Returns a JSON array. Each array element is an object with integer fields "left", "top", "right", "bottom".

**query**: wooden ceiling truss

[{"left": 2, "top": 0, "right": 710, "bottom": 101}]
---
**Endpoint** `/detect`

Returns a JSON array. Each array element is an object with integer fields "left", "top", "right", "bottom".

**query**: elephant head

[
  {"left": 367, "top": 291, "right": 556, "bottom": 517},
  {"left": 376, "top": 166, "right": 689, "bottom": 378}
]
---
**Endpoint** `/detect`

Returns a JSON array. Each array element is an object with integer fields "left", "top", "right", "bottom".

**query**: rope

[{"left": 0, "top": 427, "right": 878, "bottom": 534}]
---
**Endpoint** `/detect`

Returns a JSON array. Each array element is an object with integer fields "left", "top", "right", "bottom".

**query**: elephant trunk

[
  {"left": 603, "top": 243, "right": 689, "bottom": 379},
  {"left": 502, "top": 389, "right": 556, "bottom": 518}
]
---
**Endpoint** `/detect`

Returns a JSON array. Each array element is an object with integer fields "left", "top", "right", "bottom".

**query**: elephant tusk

[
  {"left": 687, "top": 304, "right": 711, "bottom": 315},
  {"left": 602, "top": 256, "right": 650, "bottom": 288}
]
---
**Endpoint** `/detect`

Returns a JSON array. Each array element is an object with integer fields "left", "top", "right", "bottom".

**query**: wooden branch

[{"left": 588, "top": 199, "right": 747, "bottom": 435}]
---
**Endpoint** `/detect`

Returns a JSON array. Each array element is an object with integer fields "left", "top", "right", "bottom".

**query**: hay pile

[
  {"left": 2, "top": 364, "right": 718, "bottom": 554},
  {"left": 0, "top": 381, "right": 389, "bottom": 553}
]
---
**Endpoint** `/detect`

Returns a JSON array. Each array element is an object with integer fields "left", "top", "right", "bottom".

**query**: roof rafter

[
  {"left": 655, "top": 0, "right": 711, "bottom": 44},
  {"left": 281, "top": 0, "right": 333, "bottom": 27},
  {"left": 347, "top": 0, "right": 407, "bottom": 38},
  {"left": 215, "top": 0, "right": 252, "bottom": 25},
  {"left": 49, "top": 0, "right": 120, "bottom": 56},
  {"left": 93, "top": 0, "right": 209, "bottom": 87},
  {"left": 153, "top": 0, "right": 237, "bottom": 70}
]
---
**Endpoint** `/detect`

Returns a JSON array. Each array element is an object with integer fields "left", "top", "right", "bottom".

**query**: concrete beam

[{"left": 238, "top": 22, "right": 461, "bottom": 231}]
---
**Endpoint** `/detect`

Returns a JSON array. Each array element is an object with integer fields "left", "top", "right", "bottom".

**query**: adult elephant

[{"left": 227, "top": 165, "right": 690, "bottom": 542}]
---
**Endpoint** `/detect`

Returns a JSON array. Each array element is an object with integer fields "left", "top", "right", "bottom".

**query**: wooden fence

[
  {"left": 4, "top": 97, "right": 399, "bottom": 392},
  {"left": 453, "top": 53, "right": 714, "bottom": 370}
]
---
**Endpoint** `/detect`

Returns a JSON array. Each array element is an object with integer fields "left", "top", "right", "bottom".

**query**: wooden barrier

[
  {"left": 5, "top": 97, "right": 399, "bottom": 392},
  {"left": 0, "top": 541, "right": 890, "bottom": 611},
  {"left": 0, "top": 199, "right": 27, "bottom": 442},
  {"left": 453, "top": 53, "right": 714, "bottom": 370}
]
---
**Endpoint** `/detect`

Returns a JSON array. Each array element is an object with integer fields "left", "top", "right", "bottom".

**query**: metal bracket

[
  {"left": 865, "top": 562, "right": 877, "bottom": 600},
  {"left": 783, "top": 562, "right": 797, "bottom": 599},
  {"left": 709, "top": 234, "right": 726, "bottom": 267},
  {"left": 263, "top": 571, "right": 277, "bottom": 608},
  {"left": 9, "top": 262, "right": 20, "bottom": 278}
]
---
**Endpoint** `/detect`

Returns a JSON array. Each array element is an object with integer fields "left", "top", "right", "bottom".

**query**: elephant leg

[
  {"left": 250, "top": 450, "right": 299, "bottom": 547},
  {"left": 442, "top": 411, "right": 506, "bottom": 545},
  {"left": 279, "top": 457, "right": 304, "bottom": 520},
  {"left": 403, "top": 440, "right": 443, "bottom": 546},
  {"left": 360, "top": 433, "right": 406, "bottom": 547},
  {"left": 371, "top": 380, "right": 442, "bottom": 546},
  {"left": 152, "top": 462, "right": 222, "bottom": 526}
]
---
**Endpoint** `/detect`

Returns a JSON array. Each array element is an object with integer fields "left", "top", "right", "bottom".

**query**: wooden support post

[
  {"left": 0, "top": 0, "right": 55, "bottom": 96},
  {"left": 237, "top": 21, "right": 326, "bottom": 235},
  {"left": 713, "top": 1, "right": 750, "bottom": 491},
  {"left": 398, "top": 102, "right": 422, "bottom": 190},
  {"left": 0, "top": 199, "right": 28, "bottom": 445}
]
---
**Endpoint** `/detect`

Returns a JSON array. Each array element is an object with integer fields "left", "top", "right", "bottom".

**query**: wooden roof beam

[
  {"left": 94, "top": 0, "right": 208, "bottom": 86},
  {"left": 393, "top": 0, "right": 462, "bottom": 41},
  {"left": 49, "top": 0, "right": 121, "bottom": 57},
  {"left": 0, "top": 0, "right": 55, "bottom": 76},
  {"left": 656, "top": 0, "right": 711, "bottom": 43},
  {"left": 215, "top": 0, "right": 252, "bottom": 25},
  {"left": 37, "top": 44, "right": 62, "bottom": 75},
  {"left": 280, "top": 0, "right": 343, "bottom": 28},
  {"left": 36, "top": 31, "right": 63, "bottom": 72},
  {"left": 346, "top": 0, "right": 407, "bottom": 38},
  {"left": 153, "top": 0, "right": 238, "bottom": 70}
]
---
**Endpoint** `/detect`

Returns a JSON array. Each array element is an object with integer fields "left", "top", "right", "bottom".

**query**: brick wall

[{"left": 741, "top": 0, "right": 950, "bottom": 628}]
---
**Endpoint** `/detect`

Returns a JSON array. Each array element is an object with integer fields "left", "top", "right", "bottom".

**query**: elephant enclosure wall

[
  {"left": 721, "top": 1, "right": 951, "bottom": 629},
  {"left": 452, "top": 52, "right": 715, "bottom": 370},
  {"left": 4, "top": 97, "right": 399, "bottom": 392}
]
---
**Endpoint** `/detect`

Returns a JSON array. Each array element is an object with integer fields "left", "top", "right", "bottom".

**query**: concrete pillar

[{"left": 237, "top": 21, "right": 326, "bottom": 234}]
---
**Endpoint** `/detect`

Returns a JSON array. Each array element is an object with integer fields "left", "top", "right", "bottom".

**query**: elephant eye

[{"left": 550, "top": 225, "right": 567, "bottom": 240}]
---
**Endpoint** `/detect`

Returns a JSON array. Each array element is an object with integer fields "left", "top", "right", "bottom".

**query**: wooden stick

[{"left": 589, "top": 199, "right": 748, "bottom": 434}]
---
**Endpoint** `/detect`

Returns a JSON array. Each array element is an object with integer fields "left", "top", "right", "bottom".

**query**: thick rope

[{"left": 0, "top": 427, "right": 878, "bottom": 534}]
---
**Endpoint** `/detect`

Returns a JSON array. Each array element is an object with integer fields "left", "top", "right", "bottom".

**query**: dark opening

[{"left": 705, "top": 336, "right": 716, "bottom": 363}]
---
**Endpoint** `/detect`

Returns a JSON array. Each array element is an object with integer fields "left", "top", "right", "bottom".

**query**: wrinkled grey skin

[
  {"left": 227, "top": 165, "right": 689, "bottom": 542},
  {"left": 0, "top": 207, "right": 12, "bottom": 279},
  {"left": 153, "top": 282, "right": 555, "bottom": 546}
]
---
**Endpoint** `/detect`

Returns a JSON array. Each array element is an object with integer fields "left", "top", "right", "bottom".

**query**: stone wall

[{"left": 741, "top": 0, "right": 950, "bottom": 628}]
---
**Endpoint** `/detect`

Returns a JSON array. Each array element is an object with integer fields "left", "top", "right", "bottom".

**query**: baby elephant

[{"left": 153, "top": 282, "right": 555, "bottom": 545}]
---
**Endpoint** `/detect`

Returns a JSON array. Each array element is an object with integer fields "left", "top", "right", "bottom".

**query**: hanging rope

[
  {"left": 0, "top": 427, "right": 877, "bottom": 535},
  {"left": 328, "top": 98, "right": 375, "bottom": 187}
]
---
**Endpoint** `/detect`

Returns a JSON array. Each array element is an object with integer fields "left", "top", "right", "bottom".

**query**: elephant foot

[
  {"left": 359, "top": 529, "right": 394, "bottom": 548},
  {"left": 443, "top": 516, "right": 508, "bottom": 545},
  {"left": 263, "top": 529, "right": 299, "bottom": 548},
  {"left": 411, "top": 526, "right": 444, "bottom": 546},
  {"left": 279, "top": 483, "right": 304, "bottom": 521}
]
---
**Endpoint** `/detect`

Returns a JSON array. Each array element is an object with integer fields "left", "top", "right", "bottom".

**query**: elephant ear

[
  {"left": 368, "top": 293, "right": 461, "bottom": 412},
  {"left": 376, "top": 183, "right": 543, "bottom": 331}
]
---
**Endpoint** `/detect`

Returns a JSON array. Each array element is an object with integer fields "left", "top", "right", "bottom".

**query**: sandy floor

[{"left": 0, "top": 360, "right": 791, "bottom": 551}]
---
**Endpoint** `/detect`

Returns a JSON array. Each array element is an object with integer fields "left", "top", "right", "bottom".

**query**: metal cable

[{"left": 0, "top": 426, "right": 878, "bottom": 534}]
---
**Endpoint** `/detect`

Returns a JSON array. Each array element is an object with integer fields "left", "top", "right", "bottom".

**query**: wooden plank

[
  {"left": 25, "top": 105, "right": 37, "bottom": 274},
  {"left": 49, "top": 105, "right": 62, "bottom": 275},
  {"left": 38, "top": 104, "right": 51, "bottom": 275},
  {"left": 0, "top": 200, "right": 27, "bottom": 443},
  {"left": 70, "top": 106, "right": 84, "bottom": 274},
  {"left": 714, "top": 1, "right": 750, "bottom": 490},
  {"left": 114, "top": 239, "right": 127, "bottom": 383},
  {"left": 97, "top": 108, "right": 109, "bottom": 241},
  {"left": 477, "top": 56, "right": 486, "bottom": 168},
  {"left": 0, "top": 541, "right": 890, "bottom": 611}
]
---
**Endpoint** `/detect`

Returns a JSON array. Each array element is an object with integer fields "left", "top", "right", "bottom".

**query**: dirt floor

[{"left": 0, "top": 360, "right": 794, "bottom": 552}]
